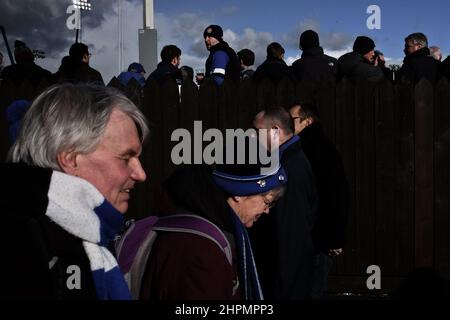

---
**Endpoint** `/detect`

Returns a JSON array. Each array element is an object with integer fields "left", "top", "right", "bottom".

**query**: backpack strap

[{"left": 115, "top": 214, "right": 232, "bottom": 299}]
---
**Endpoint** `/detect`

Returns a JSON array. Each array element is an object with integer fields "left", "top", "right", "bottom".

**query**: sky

[{"left": 1, "top": 0, "right": 449, "bottom": 83}]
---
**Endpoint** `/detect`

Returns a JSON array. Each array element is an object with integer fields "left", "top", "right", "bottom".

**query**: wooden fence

[{"left": 1, "top": 75, "right": 449, "bottom": 297}]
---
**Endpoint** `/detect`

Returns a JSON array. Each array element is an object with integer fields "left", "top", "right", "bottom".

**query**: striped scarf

[
  {"left": 46, "top": 171, "right": 131, "bottom": 300},
  {"left": 229, "top": 208, "right": 264, "bottom": 300}
]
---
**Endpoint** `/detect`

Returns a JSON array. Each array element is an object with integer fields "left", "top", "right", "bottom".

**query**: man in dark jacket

[
  {"left": 291, "top": 30, "right": 339, "bottom": 83},
  {"left": 1, "top": 40, "right": 54, "bottom": 86},
  {"left": 254, "top": 42, "right": 294, "bottom": 84},
  {"left": 54, "top": 42, "right": 104, "bottom": 85},
  {"left": 196, "top": 25, "right": 240, "bottom": 86},
  {"left": 147, "top": 45, "right": 182, "bottom": 86},
  {"left": 252, "top": 107, "right": 318, "bottom": 300},
  {"left": 289, "top": 102, "right": 349, "bottom": 299},
  {"left": 397, "top": 32, "right": 439, "bottom": 84},
  {"left": 338, "top": 36, "right": 384, "bottom": 83}
]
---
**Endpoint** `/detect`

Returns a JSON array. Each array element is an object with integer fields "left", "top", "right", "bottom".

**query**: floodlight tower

[
  {"left": 72, "top": 0, "right": 92, "bottom": 43},
  {"left": 139, "top": 0, "right": 158, "bottom": 74}
]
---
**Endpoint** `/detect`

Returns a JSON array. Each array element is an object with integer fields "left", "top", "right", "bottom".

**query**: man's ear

[
  {"left": 57, "top": 150, "right": 79, "bottom": 175},
  {"left": 231, "top": 195, "right": 241, "bottom": 203}
]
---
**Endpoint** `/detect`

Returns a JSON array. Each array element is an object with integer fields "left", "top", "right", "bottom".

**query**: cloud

[
  {"left": 282, "top": 19, "right": 353, "bottom": 52},
  {"left": 221, "top": 5, "right": 239, "bottom": 15}
]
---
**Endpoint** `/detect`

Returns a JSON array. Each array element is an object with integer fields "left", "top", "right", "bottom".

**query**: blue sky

[{"left": 1, "top": 0, "right": 449, "bottom": 82}]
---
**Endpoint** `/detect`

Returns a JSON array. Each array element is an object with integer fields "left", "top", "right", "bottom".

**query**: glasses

[{"left": 263, "top": 197, "right": 276, "bottom": 209}]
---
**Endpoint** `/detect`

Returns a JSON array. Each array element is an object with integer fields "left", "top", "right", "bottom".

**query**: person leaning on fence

[
  {"left": 253, "top": 42, "right": 294, "bottom": 84},
  {"left": 118, "top": 62, "right": 146, "bottom": 87},
  {"left": 251, "top": 107, "right": 318, "bottom": 300},
  {"left": 290, "top": 29, "right": 339, "bottom": 83},
  {"left": 338, "top": 36, "right": 385, "bottom": 83},
  {"left": 237, "top": 48, "right": 256, "bottom": 80},
  {"left": 397, "top": 32, "right": 439, "bottom": 84},
  {"left": 1, "top": 40, "right": 54, "bottom": 86},
  {"left": 146, "top": 45, "right": 182, "bottom": 86},
  {"left": 138, "top": 163, "right": 287, "bottom": 300},
  {"left": 2, "top": 83, "right": 148, "bottom": 299},
  {"left": 197, "top": 24, "right": 240, "bottom": 86},
  {"left": 289, "top": 101, "right": 349, "bottom": 299},
  {"left": 54, "top": 42, "right": 105, "bottom": 85}
]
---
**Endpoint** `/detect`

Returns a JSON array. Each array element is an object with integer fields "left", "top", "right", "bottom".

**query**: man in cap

[
  {"left": 291, "top": 29, "right": 339, "bottom": 83},
  {"left": 197, "top": 24, "right": 240, "bottom": 86},
  {"left": 338, "top": 35, "right": 384, "bottom": 82},
  {"left": 118, "top": 62, "right": 146, "bottom": 87}
]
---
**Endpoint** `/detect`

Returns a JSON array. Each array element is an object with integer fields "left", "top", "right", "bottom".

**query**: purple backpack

[{"left": 115, "top": 214, "right": 232, "bottom": 299}]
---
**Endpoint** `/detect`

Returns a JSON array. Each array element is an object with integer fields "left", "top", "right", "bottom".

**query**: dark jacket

[
  {"left": 54, "top": 59, "right": 104, "bottom": 85},
  {"left": 253, "top": 58, "right": 294, "bottom": 84},
  {"left": 1, "top": 61, "right": 54, "bottom": 86},
  {"left": 139, "top": 165, "right": 241, "bottom": 300},
  {"left": 441, "top": 55, "right": 450, "bottom": 81},
  {"left": 251, "top": 137, "right": 317, "bottom": 300},
  {"left": 205, "top": 41, "right": 240, "bottom": 84},
  {"left": 291, "top": 47, "right": 339, "bottom": 83},
  {"left": 397, "top": 47, "right": 439, "bottom": 84},
  {"left": 298, "top": 122, "right": 349, "bottom": 252},
  {"left": 146, "top": 61, "right": 182, "bottom": 86},
  {"left": 2, "top": 163, "right": 97, "bottom": 300},
  {"left": 338, "top": 51, "right": 384, "bottom": 83}
]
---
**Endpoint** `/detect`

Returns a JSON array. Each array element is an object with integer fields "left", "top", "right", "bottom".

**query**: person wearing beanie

[
  {"left": 397, "top": 32, "right": 439, "bottom": 84},
  {"left": 54, "top": 42, "right": 104, "bottom": 85},
  {"left": 138, "top": 161, "right": 287, "bottom": 300},
  {"left": 1, "top": 39, "right": 54, "bottom": 86},
  {"left": 197, "top": 24, "right": 240, "bottom": 86},
  {"left": 338, "top": 35, "right": 384, "bottom": 82},
  {"left": 117, "top": 62, "right": 146, "bottom": 87},
  {"left": 251, "top": 106, "right": 318, "bottom": 300},
  {"left": 291, "top": 29, "right": 339, "bottom": 83}
]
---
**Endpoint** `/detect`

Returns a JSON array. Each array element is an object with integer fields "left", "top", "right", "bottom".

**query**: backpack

[{"left": 115, "top": 213, "right": 232, "bottom": 299}]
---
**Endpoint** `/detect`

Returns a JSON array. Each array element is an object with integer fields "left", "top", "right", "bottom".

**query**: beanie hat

[
  {"left": 203, "top": 25, "right": 223, "bottom": 41},
  {"left": 213, "top": 163, "right": 287, "bottom": 196},
  {"left": 353, "top": 36, "right": 375, "bottom": 55},
  {"left": 128, "top": 62, "right": 146, "bottom": 74},
  {"left": 300, "top": 30, "right": 320, "bottom": 50}
]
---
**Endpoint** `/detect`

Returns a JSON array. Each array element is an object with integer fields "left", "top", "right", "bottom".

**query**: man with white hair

[
  {"left": 397, "top": 32, "right": 439, "bottom": 84},
  {"left": 2, "top": 83, "right": 149, "bottom": 299}
]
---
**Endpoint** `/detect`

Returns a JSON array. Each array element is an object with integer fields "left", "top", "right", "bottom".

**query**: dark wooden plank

[
  {"left": 218, "top": 78, "right": 238, "bottom": 130},
  {"left": 276, "top": 77, "right": 295, "bottom": 109},
  {"left": 334, "top": 77, "right": 357, "bottom": 275},
  {"left": 414, "top": 79, "right": 434, "bottom": 268},
  {"left": 315, "top": 79, "right": 336, "bottom": 143},
  {"left": 198, "top": 78, "right": 218, "bottom": 130},
  {"left": 237, "top": 77, "right": 257, "bottom": 129},
  {"left": 393, "top": 79, "right": 415, "bottom": 275},
  {"left": 0, "top": 79, "right": 17, "bottom": 162},
  {"left": 256, "top": 77, "right": 276, "bottom": 111},
  {"left": 353, "top": 80, "right": 376, "bottom": 275},
  {"left": 374, "top": 79, "right": 398, "bottom": 275},
  {"left": 433, "top": 78, "right": 450, "bottom": 277}
]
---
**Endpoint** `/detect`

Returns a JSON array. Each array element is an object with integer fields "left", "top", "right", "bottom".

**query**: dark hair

[
  {"left": 237, "top": 49, "right": 255, "bottom": 66},
  {"left": 266, "top": 42, "right": 285, "bottom": 60},
  {"left": 180, "top": 65, "right": 194, "bottom": 81},
  {"left": 160, "top": 45, "right": 181, "bottom": 62},
  {"left": 290, "top": 101, "right": 320, "bottom": 122},
  {"left": 405, "top": 32, "right": 428, "bottom": 47},
  {"left": 69, "top": 43, "right": 89, "bottom": 62},
  {"left": 264, "top": 106, "right": 294, "bottom": 134},
  {"left": 162, "top": 165, "right": 233, "bottom": 232}
]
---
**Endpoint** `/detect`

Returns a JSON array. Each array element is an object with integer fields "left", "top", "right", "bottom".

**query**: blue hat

[
  {"left": 128, "top": 62, "right": 146, "bottom": 74},
  {"left": 212, "top": 164, "right": 287, "bottom": 196}
]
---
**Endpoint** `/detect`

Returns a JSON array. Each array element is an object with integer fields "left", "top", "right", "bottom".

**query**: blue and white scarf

[
  {"left": 229, "top": 208, "right": 264, "bottom": 300},
  {"left": 45, "top": 171, "right": 131, "bottom": 300}
]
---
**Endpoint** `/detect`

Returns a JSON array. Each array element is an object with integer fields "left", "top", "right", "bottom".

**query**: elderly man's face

[{"left": 75, "top": 109, "right": 146, "bottom": 213}]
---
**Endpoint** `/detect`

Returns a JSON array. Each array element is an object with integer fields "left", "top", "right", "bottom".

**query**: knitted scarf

[
  {"left": 229, "top": 208, "right": 264, "bottom": 300},
  {"left": 45, "top": 171, "right": 131, "bottom": 300}
]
